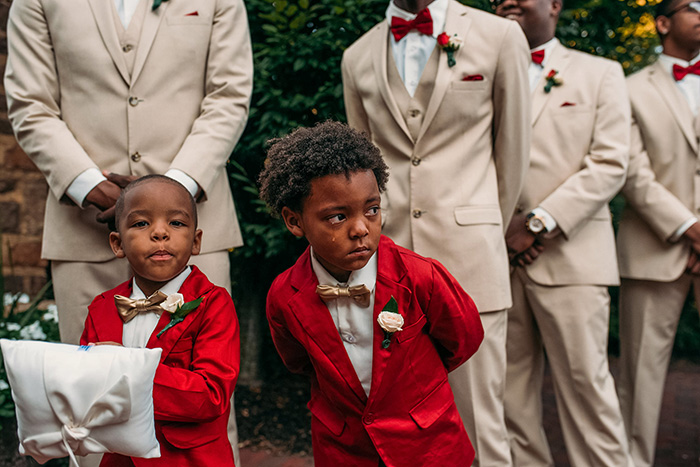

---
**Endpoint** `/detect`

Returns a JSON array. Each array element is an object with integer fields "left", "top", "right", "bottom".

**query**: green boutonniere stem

[{"left": 157, "top": 297, "right": 203, "bottom": 338}]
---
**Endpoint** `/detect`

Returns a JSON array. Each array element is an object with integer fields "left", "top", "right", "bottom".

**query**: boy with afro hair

[{"left": 259, "top": 121, "right": 484, "bottom": 466}]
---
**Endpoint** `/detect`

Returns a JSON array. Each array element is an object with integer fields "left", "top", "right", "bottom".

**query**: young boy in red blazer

[
  {"left": 80, "top": 175, "right": 239, "bottom": 466},
  {"left": 259, "top": 121, "right": 484, "bottom": 466}
]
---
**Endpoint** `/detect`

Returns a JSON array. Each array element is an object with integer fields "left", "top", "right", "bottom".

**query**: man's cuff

[
  {"left": 66, "top": 168, "right": 107, "bottom": 208},
  {"left": 669, "top": 218, "right": 698, "bottom": 243},
  {"left": 165, "top": 169, "right": 199, "bottom": 198},
  {"left": 532, "top": 207, "right": 557, "bottom": 232}
]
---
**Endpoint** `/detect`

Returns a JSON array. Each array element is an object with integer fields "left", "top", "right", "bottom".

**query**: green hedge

[{"left": 229, "top": 0, "right": 699, "bottom": 383}]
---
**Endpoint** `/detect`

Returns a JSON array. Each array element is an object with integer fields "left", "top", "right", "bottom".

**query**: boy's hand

[{"left": 88, "top": 341, "right": 123, "bottom": 346}]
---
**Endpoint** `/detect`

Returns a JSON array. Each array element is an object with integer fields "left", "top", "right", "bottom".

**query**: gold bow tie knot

[
  {"left": 114, "top": 291, "right": 168, "bottom": 323},
  {"left": 315, "top": 284, "right": 371, "bottom": 308}
]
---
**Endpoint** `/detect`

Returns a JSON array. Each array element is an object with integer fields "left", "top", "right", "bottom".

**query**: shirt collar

[
  {"left": 531, "top": 37, "right": 559, "bottom": 67},
  {"left": 386, "top": 0, "right": 448, "bottom": 40},
  {"left": 131, "top": 266, "right": 192, "bottom": 299},
  {"left": 659, "top": 52, "right": 700, "bottom": 78},
  {"left": 310, "top": 248, "right": 378, "bottom": 291}
]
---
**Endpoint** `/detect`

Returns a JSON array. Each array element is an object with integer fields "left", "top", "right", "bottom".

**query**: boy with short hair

[
  {"left": 259, "top": 121, "right": 484, "bottom": 466},
  {"left": 80, "top": 175, "right": 239, "bottom": 466}
]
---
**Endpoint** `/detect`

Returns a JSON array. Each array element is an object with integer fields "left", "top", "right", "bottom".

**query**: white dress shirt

[
  {"left": 386, "top": 0, "right": 448, "bottom": 97},
  {"left": 311, "top": 249, "right": 377, "bottom": 396},
  {"left": 658, "top": 52, "right": 700, "bottom": 240},
  {"left": 122, "top": 266, "right": 192, "bottom": 348}
]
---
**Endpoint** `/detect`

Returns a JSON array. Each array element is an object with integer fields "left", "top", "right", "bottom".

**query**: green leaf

[
  {"left": 177, "top": 297, "right": 203, "bottom": 314},
  {"left": 382, "top": 296, "right": 399, "bottom": 314}
]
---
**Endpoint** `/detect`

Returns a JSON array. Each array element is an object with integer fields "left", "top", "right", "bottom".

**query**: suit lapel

[
  {"left": 91, "top": 283, "right": 130, "bottom": 344},
  {"left": 416, "top": 3, "right": 470, "bottom": 143},
  {"left": 86, "top": 0, "right": 131, "bottom": 84},
  {"left": 531, "top": 41, "right": 571, "bottom": 125},
  {"left": 131, "top": 2, "right": 169, "bottom": 85},
  {"left": 146, "top": 266, "right": 213, "bottom": 361},
  {"left": 373, "top": 22, "right": 414, "bottom": 143},
  {"left": 289, "top": 251, "right": 368, "bottom": 404},
  {"left": 649, "top": 61, "right": 698, "bottom": 152}
]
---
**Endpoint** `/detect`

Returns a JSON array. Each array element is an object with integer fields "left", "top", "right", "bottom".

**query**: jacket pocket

[
  {"left": 308, "top": 393, "right": 346, "bottom": 436},
  {"left": 454, "top": 205, "right": 502, "bottom": 226},
  {"left": 396, "top": 314, "right": 426, "bottom": 344},
  {"left": 409, "top": 379, "right": 454, "bottom": 429}
]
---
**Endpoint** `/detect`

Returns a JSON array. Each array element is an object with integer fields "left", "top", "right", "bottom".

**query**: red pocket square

[
  {"left": 561, "top": 102, "right": 576, "bottom": 107},
  {"left": 462, "top": 74, "right": 484, "bottom": 81},
  {"left": 185, "top": 11, "right": 199, "bottom": 16}
]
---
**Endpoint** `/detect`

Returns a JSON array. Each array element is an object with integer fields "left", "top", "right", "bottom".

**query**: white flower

[
  {"left": 5, "top": 323, "right": 21, "bottom": 332},
  {"left": 0, "top": 380, "right": 8, "bottom": 391},
  {"left": 451, "top": 35, "right": 464, "bottom": 48},
  {"left": 3, "top": 292, "right": 30, "bottom": 307},
  {"left": 19, "top": 321, "right": 47, "bottom": 341},
  {"left": 161, "top": 293, "right": 185, "bottom": 313},
  {"left": 43, "top": 304, "right": 59, "bottom": 323},
  {"left": 377, "top": 311, "right": 404, "bottom": 333}
]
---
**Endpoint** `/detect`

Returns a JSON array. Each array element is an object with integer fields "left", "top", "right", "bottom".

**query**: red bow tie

[
  {"left": 390, "top": 8, "right": 433, "bottom": 42},
  {"left": 531, "top": 50, "right": 545, "bottom": 65},
  {"left": 673, "top": 62, "right": 700, "bottom": 81}
]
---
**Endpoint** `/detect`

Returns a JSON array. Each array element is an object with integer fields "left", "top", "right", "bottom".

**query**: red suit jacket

[
  {"left": 266, "top": 236, "right": 484, "bottom": 466},
  {"left": 81, "top": 266, "right": 239, "bottom": 467}
]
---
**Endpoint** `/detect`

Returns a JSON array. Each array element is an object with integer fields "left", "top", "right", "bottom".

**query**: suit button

[
  {"left": 363, "top": 413, "right": 375, "bottom": 425},
  {"left": 412, "top": 209, "right": 422, "bottom": 219},
  {"left": 131, "top": 152, "right": 141, "bottom": 162},
  {"left": 409, "top": 109, "right": 420, "bottom": 118},
  {"left": 122, "top": 44, "right": 133, "bottom": 52},
  {"left": 128, "top": 96, "right": 140, "bottom": 106},
  {"left": 411, "top": 157, "right": 421, "bottom": 166}
]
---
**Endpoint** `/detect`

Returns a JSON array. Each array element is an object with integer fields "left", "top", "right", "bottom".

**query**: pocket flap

[
  {"left": 454, "top": 206, "right": 502, "bottom": 226},
  {"left": 307, "top": 394, "right": 346, "bottom": 436},
  {"left": 409, "top": 380, "right": 454, "bottom": 429},
  {"left": 396, "top": 314, "right": 426, "bottom": 343}
]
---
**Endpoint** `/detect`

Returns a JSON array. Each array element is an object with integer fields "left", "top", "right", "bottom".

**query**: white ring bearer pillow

[{"left": 0, "top": 339, "right": 161, "bottom": 465}]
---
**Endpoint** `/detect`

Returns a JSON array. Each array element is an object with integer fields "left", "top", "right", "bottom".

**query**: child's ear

[
  {"left": 109, "top": 232, "right": 126, "bottom": 258},
  {"left": 281, "top": 207, "right": 305, "bottom": 238},
  {"left": 191, "top": 229, "right": 203, "bottom": 256}
]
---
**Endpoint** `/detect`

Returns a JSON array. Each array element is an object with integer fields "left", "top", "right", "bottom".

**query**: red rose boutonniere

[
  {"left": 544, "top": 69, "right": 563, "bottom": 93},
  {"left": 437, "top": 32, "right": 462, "bottom": 68}
]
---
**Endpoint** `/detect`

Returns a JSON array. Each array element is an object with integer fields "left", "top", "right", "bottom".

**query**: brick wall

[{"left": 0, "top": 0, "right": 51, "bottom": 295}]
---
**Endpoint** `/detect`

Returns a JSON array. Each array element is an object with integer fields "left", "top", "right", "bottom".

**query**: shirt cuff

[
  {"left": 532, "top": 207, "right": 557, "bottom": 233},
  {"left": 165, "top": 169, "right": 199, "bottom": 198},
  {"left": 669, "top": 218, "right": 698, "bottom": 243},
  {"left": 66, "top": 168, "right": 107, "bottom": 208}
]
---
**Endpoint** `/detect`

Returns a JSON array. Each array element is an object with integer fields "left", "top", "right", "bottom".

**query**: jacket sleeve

[
  {"left": 4, "top": 0, "right": 100, "bottom": 201},
  {"left": 266, "top": 279, "right": 314, "bottom": 376},
  {"left": 167, "top": 0, "right": 253, "bottom": 199},
  {"left": 151, "top": 288, "right": 240, "bottom": 423},
  {"left": 539, "top": 61, "right": 630, "bottom": 238},
  {"left": 422, "top": 259, "right": 484, "bottom": 372},
  {"left": 492, "top": 21, "right": 531, "bottom": 229}
]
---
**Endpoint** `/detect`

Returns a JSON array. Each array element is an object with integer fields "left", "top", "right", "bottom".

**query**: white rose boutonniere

[
  {"left": 377, "top": 296, "right": 404, "bottom": 349},
  {"left": 157, "top": 294, "right": 203, "bottom": 338}
]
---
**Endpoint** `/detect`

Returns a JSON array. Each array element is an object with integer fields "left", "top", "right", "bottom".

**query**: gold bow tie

[
  {"left": 315, "top": 284, "right": 371, "bottom": 308},
  {"left": 114, "top": 291, "right": 168, "bottom": 323}
]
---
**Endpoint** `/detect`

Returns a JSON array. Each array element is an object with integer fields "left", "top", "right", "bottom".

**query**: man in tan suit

[
  {"left": 616, "top": 2, "right": 700, "bottom": 465},
  {"left": 494, "top": 1, "right": 633, "bottom": 466},
  {"left": 4, "top": 0, "right": 252, "bottom": 464},
  {"left": 342, "top": 0, "right": 530, "bottom": 464}
]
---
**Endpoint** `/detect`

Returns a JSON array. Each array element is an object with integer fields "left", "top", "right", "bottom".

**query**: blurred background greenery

[{"left": 228, "top": 0, "right": 698, "bottom": 384}]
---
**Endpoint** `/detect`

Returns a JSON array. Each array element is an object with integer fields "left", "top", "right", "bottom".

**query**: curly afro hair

[{"left": 259, "top": 121, "right": 389, "bottom": 215}]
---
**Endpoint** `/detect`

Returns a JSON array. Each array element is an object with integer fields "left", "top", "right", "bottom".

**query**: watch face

[{"left": 528, "top": 216, "right": 545, "bottom": 233}]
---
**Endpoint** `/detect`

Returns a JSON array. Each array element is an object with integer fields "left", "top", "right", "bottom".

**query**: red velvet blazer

[
  {"left": 81, "top": 266, "right": 239, "bottom": 467},
  {"left": 266, "top": 236, "right": 483, "bottom": 466}
]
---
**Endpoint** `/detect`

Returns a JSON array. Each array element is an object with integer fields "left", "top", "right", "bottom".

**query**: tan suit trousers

[
  {"left": 617, "top": 276, "right": 700, "bottom": 467},
  {"left": 505, "top": 269, "right": 631, "bottom": 467},
  {"left": 51, "top": 251, "right": 240, "bottom": 467},
  {"left": 449, "top": 309, "right": 512, "bottom": 467}
]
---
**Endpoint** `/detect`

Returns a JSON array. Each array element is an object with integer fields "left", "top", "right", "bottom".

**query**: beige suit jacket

[
  {"left": 617, "top": 61, "right": 698, "bottom": 281},
  {"left": 520, "top": 41, "right": 629, "bottom": 286},
  {"left": 342, "top": 3, "right": 531, "bottom": 312},
  {"left": 5, "top": 0, "right": 253, "bottom": 262}
]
